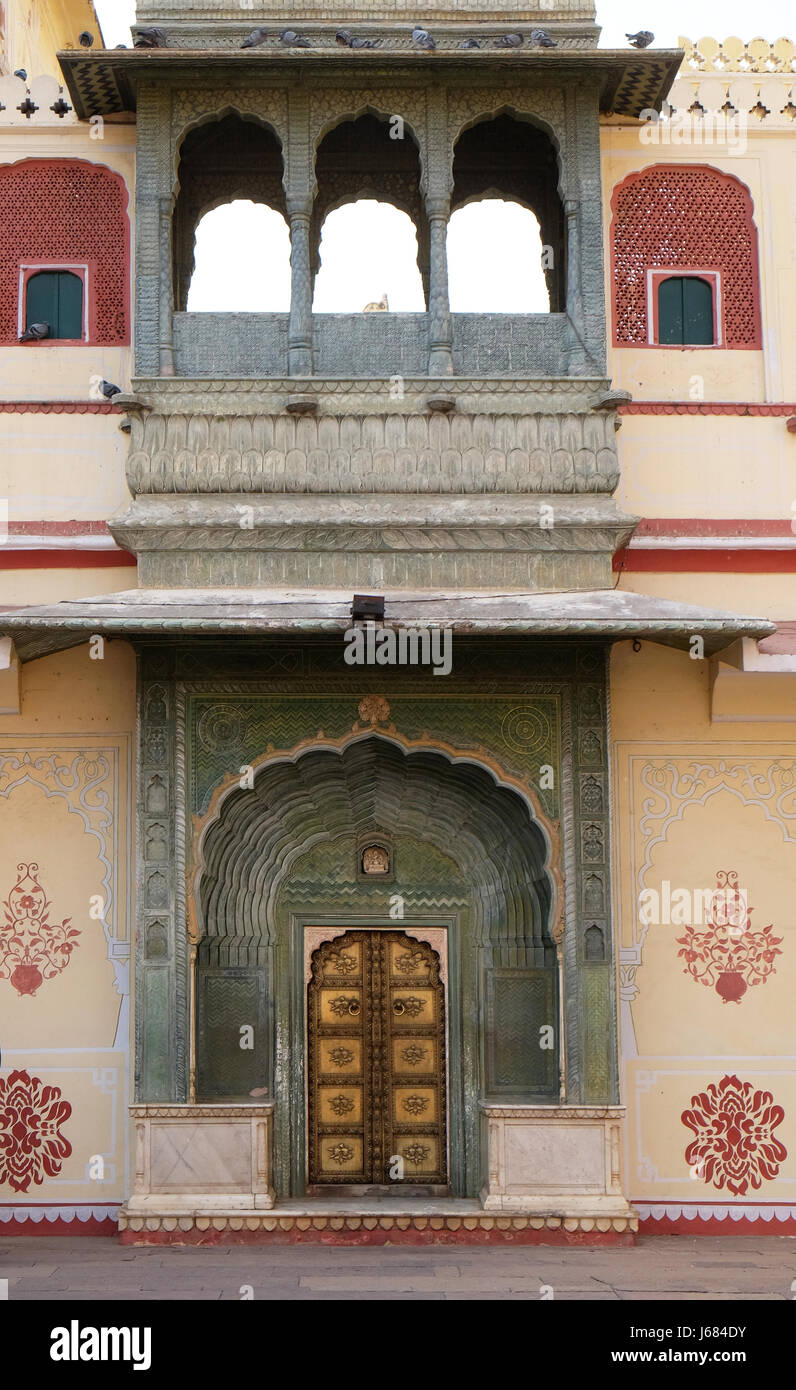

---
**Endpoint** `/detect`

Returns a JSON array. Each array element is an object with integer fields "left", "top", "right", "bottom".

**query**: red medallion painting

[
  {"left": 682, "top": 1074, "right": 787, "bottom": 1196},
  {"left": 677, "top": 870, "right": 782, "bottom": 1003},
  {"left": 0, "top": 1069, "right": 73, "bottom": 1193},
  {"left": 0, "top": 862, "right": 80, "bottom": 996}
]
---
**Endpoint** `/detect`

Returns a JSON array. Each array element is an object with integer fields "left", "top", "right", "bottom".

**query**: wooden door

[{"left": 307, "top": 930, "right": 447, "bottom": 1186}]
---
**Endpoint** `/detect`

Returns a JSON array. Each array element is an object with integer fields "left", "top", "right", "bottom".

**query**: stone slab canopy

[{"left": 0, "top": 589, "right": 776, "bottom": 664}]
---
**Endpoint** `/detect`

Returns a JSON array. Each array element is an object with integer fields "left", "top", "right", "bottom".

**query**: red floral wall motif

[
  {"left": 0, "top": 1069, "right": 73, "bottom": 1193},
  {"left": 0, "top": 862, "right": 80, "bottom": 996},
  {"left": 611, "top": 165, "right": 762, "bottom": 348},
  {"left": 677, "top": 870, "right": 782, "bottom": 1003},
  {"left": 0, "top": 158, "right": 130, "bottom": 344},
  {"left": 682, "top": 1074, "right": 787, "bottom": 1196}
]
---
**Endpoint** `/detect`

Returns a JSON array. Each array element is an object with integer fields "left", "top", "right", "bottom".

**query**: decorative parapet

[
  {"left": 0, "top": 74, "right": 76, "bottom": 125},
  {"left": 678, "top": 35, "right": 796, "bottom": 73},
  {"left": 135, "top": 0, "right": 597, "bottom": 22}
]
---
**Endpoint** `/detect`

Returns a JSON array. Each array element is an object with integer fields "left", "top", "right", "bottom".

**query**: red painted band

[
  {"left": 0, "top": 551, "right": 136, "bottom": 569},
  {"left": 614, "top": 548, "right": 796, "bottom": 572}
]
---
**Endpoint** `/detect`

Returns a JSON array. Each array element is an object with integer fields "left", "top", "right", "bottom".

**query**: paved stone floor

[{"left": 1, "top": 1234, "right": 795, "bottom": 1299}]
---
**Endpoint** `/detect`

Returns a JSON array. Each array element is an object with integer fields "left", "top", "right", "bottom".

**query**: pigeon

[
  {"left": 78, "top": 31, "right": 94, "bottom": 48},
  {"left": 280, "top": 29, "right": 311, "bottom": 47},
  {"left": 18, "top": 322, "right": 50, "bottom": 342},
  {"left": 531, "top": 28, "right": 557, "bottom": 47},
  {"left": 13, "top": 68, "right": 27, "bottom": 81},
  {"left": 412, "top": 26, "right": 436, "bottom": 50},
  {"left": 134, "top": 26, "right": 168, "bottom": 49},
  {"left": 241, "top": 27, "right": 268, "bottom": 48},
  {"left": 626, "top": 30, "right": 655, "bottom": 49},
  {"left": 336, "top": 29, "right": 376, "bottom": 48},
  {"left": 494, "top": 33, "right": 523, "bottom": 48},
  {"left": 460, "top": 38, "right": 481, "bottom": 49},
  {"left": 99, "top": 380, "right": 121, "bottom": 399}
]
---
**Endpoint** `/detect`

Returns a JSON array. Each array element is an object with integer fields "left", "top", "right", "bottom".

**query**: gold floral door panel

[{"left": 307, "top": 930, "right": 447, "bottom": 1185}]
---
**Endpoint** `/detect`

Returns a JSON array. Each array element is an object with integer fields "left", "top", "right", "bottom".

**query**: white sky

[{"left": 93, "top": 1, "right": 794, "bottom": 313}]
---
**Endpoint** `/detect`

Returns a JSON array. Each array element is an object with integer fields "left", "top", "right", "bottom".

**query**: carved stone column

[
  {"left": 287, "top": 198, "right": 314, "bottom": 376},
  {"left": 426, "top": 196, "right": 453, "bottom": 376},
  {"left": 158, "top": 197, "right": 175, "bottom": 377}
]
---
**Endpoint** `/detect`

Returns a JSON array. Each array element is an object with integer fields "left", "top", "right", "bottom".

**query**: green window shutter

[
  {"left": 657, "top": 275, "right": 714, "bottom": 346},
  {"left": 26, "top": 270, "right": 84, "bottom": 339}
]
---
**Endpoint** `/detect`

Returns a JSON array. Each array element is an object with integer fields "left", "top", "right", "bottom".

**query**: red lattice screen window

[
  {"left": 0, "top": 159, "right": 130, "bottom": 346},
  {"left": 610, "top": 165, "right": 762, "bottom": 350}
]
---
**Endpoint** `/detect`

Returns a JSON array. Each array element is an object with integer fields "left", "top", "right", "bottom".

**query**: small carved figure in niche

[
  {"left": 145, "top": 774, "right": 167, "bottom": 813},
  {"left": 581, "top": 776, "right": 604, "bottom": 813},
  {"left": 362, "top": 845, "right": 389, "bottom": 875},
  {"left": 147, "top": 870, "right": 167, "bottom": 908},
  {"left": 584, "top": 874, "right": 604, "bottom": 914},
  {"left": 145, "top": 728, "right": 167, "bottom": 764},
  {"left": 145, "top": 920, "right": 168, "bottom": 959},
  {"left": 585, "top": 924, "right": 605, "bottom": 961},
  {"left": 583, "top": 824, "right": 604, "bottom": 861},
  {"left": 146, "top": 688, "right": 166, "bottom": 724},
  {"left": 581, "top": 729, "right": 601, "bottom": 762},
  {"left": 145, "top": 823, "right": 167, "bottom": 861}
]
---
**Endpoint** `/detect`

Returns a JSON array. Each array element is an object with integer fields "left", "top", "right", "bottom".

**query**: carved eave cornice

[{"left": 57, "top": 47, "right": 682, "bottom": 121}]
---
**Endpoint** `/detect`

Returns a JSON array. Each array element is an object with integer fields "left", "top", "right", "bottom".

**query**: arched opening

[
  {"left": 186, "top": 201, "right": 290, "bottom": 312},
  {"left": 194, "top": 736, "right": 557, "bottom": 1198},
  {"left": 172, "top": 113, "right": 286, "bottom": 311},
  {"left": 447, "top": 200, "right": 551, "bottom": 312},
  {"left": 312, "top": 114, "right": 427, "bottom": 308},
  {"left": 312, "top": 200, "right": 425, "bottom": 312},
  {"left": 451, "top": 114, "right": 566, "bottom": 313}
]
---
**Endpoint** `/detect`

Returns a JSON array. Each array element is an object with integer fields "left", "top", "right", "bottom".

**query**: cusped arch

[
  {"left": 451, "top": 106, "right": 567, "bottom": 201},
  {"left": 190, "top": 730, "right": 562, "bottom": 953}
]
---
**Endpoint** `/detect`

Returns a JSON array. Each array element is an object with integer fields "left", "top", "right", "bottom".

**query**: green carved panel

[
  {"left": 141, "top": 967, "right": 171, "bottom": 1101},
  {"left": 190, "top": 692, "right": 561, "bottom": 820},
  {"left": 196, "top": 969, "right": 269, "bottom": 1101},
  {"left": 582, "top": 964, "right": 612, "bottom": 1103},
  {"left": 485, "top": 970, "right": 558, "bottom": 1098}
]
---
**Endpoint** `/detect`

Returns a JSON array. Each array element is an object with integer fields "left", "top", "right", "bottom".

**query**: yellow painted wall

[
  {"left": 1, "top": 0, "right": 101, "bottom": 76},
  {"left": 0, "top": 641, "right": 135, "bottom": 1208},
  {"left": 611, "top": 639, "right": 796, "bottom": 1213}
]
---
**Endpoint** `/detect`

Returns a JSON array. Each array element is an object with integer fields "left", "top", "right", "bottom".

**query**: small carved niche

[
  {"left": 361, "top": 844, "right": 390, "bottom": 876},
  {"left": 145, "top": 920, "right": 168, "bottom": 959},
  {"left": 145, "top": 774, "right": 167, "bottom": 813},
  {"left": 145, "top": 822, "right": 167, "bottom": 861},
  {"left": 584, "top": 924, "right": 605, "bottom": 961}
]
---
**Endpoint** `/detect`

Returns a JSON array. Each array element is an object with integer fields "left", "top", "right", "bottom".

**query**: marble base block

[
  {"left": 123, "top": 1104, "right": 275, "bottom": 1215},
  {"left": 479, "top": 1104, "right": 635, "bottom": 1218}
]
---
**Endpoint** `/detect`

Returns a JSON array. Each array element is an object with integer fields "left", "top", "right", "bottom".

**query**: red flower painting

[
  {"left": 682, "top": 1074, "right": 787, "bottom": 1196},
  {"left": 677, "top": 870, "right": 782, "bottom": 1004},
  {"left": 0, "top": 1069, "right": 73, "bottom": 1193},
  {"left": 0, "top": 862, "right": 80, "bottom": 996}
]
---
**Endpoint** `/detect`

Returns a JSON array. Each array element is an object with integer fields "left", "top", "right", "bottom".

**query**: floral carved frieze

[
  {"left": 0, "top": 862, "right": 80, "bottom": 997},
  {"left": 124, "top": 410, "right": 620, "bottom": 495}
]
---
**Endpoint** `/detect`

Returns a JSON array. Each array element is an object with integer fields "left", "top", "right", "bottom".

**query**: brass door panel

[{"left": 307, "top": 930, "right": 447, "bottom": 1185}]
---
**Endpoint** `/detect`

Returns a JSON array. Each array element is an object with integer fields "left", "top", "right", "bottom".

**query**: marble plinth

[
  {"left": 479, "top": 1104, "right": 635, "bottom": 1218},
  {"left": 123, "top": 1104, "right": 275, "bottom": 1215}
]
